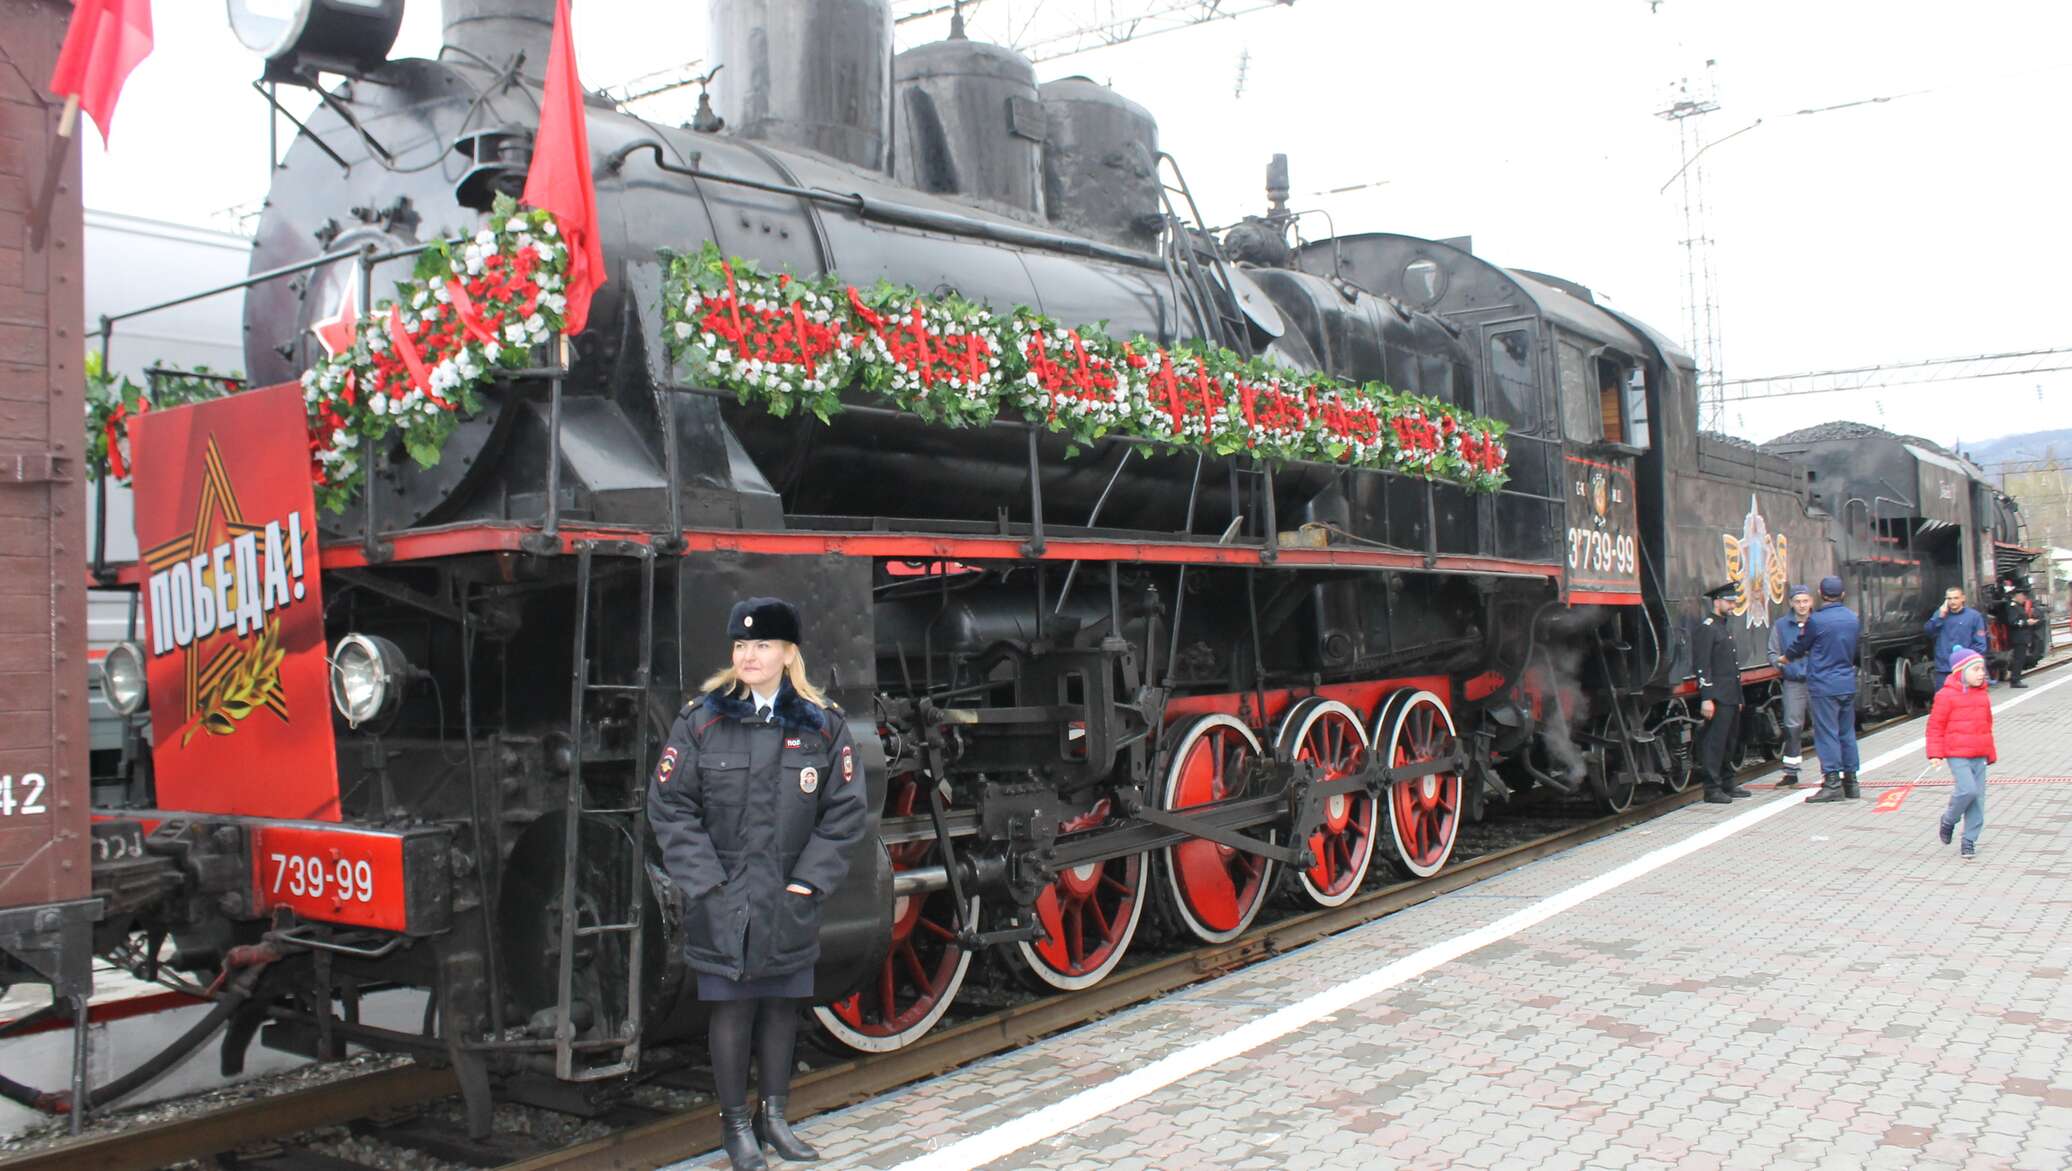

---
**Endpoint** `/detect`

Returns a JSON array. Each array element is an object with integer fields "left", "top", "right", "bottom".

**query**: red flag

[
  {"left": 519, "top": 0, "right": 604, "bottom": 335},
  {"left": 47, "top": 0, "right": 154, "bottom": 147}
]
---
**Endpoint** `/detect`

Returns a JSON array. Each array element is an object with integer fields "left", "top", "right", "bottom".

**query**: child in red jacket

[{"left": 1926, "top": 646, "right": 1995, "bottom": 859}]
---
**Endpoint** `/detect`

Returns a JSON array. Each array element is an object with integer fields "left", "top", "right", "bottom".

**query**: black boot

[
  {"left": 1806, "top": 772, "right": 1847, "bottom": 803},
  {"left": 1842, "top": 771, "right": 1860, "bottom": 800},
  {"left": 1776, "top": 771, "right": 1800, "bottom": 789},
  {"left": 1725, "top": 780, "right": 1756, "bottom": 799},
  {"left": 720, "top": 1105, "right": 770, "bottom": 1171},
  {"left": 755, "top": 1095, "right": 820, "bottom": 1162},
  {"left": 1703, "top": 782, "right": 1733, "bottom": 805}
]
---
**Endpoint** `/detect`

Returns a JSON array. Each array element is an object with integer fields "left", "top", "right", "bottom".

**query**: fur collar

[{"left": 699, "top": 679, "right": 827, "bottom": 733}]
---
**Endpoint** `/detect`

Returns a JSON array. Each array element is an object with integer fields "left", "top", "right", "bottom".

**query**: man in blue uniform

[
  {"left": 1786, "top": 575, "right": 1863, "bottom": 803},
  {"left": 1924, "top": 585, "right": 1987, "bottom": 692},
  {"left": 1765, "top": 583, "right": 1814, "bottom": 787}
]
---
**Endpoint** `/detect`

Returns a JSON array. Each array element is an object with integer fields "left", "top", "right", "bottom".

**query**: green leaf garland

[{"left": 661, "top": 241, "right": 1510, "bottom": 492}]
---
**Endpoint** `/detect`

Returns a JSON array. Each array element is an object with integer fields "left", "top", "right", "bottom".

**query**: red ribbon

[
  {"left": 387, "top": 304, "right": 452, "bottom": 408},
  {"left": 907, "top": 301, "right": 934, "bottom": 386},
  {"left": 790, "top": 301, "right": 817, "bottom": 379},
  {"left": 721, "top": 260, "right": 747, "bottom": 343},
  {"left": 446, "top": 278, "right": 501, "bottom": 349},
  {"left": 104, "top": 398, "right": 149, "bottom": 479},
  {"left": 846, "top": 285, "right": 886, "bottom": 331}
]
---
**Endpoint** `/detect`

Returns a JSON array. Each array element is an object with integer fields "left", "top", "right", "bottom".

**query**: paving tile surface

[{"left": 662, "top": 676, "right": 2072, "bottom": 1170}]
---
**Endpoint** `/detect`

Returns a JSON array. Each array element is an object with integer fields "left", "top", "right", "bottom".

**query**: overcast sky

[{"left": 78, "top": 0, "right": 2071, "bottom": 456}]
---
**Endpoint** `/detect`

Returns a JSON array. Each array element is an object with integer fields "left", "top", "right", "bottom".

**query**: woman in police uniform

[{"left": 649, "top": 597, "right": 867, "bottom": 1170}]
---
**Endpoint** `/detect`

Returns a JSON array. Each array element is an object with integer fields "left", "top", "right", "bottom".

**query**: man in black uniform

[
  {"left": 2004, "top": 582, "right": 2042, "bottom": 689},
  {"left": 1693, "top": 581, "right": 1752, "bottom": 804}
]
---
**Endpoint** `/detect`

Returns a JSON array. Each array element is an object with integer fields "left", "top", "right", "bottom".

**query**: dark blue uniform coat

[
  {"left": 1788, "top": 603, "right": 1862, "bottom": 699},
  {"left": 647, "top": 681, "right": 867, "bottom": 982}
]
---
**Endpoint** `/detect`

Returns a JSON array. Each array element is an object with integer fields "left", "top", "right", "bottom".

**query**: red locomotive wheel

[
  {"left": 1015, "top": 799, "right": 1148, "bottom": 991},
  {"left": 814, "top": 773, "right": 975, "bottom": 1053},
  {"left": 1158, "top": 714, "right": 1276, "bottom": 944},
  {"left": 1277, "top": 698, "right": 1377, "bottom": 908},
  {"left": 1376, "top": 690, "right": 1463, "bottom": 879}
]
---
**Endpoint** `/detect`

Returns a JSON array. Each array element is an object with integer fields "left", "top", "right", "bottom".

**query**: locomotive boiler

[{"left": 38, "top": 0, "right": 2039, "bottom": 1137}]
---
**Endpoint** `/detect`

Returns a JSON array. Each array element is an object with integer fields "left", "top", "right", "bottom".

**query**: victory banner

[{"left": 131, "top": 384, "right": 339, "bottom": 820}]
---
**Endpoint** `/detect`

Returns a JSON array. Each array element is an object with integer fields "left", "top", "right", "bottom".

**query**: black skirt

[{"left": 697, "top": 968, "right": 814, "bottom": 1001}]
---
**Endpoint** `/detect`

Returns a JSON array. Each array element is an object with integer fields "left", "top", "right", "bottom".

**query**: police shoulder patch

[
  {"left": 841, "top": 744, "right": 855, "bottom": 784},
  {"left": 656, "top": 745, "right": 679, "bottom": 784}
]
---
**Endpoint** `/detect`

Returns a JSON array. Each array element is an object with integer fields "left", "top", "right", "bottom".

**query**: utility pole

[{"left": 1658, "top": 65, "right": 1725, "bottom": 429}]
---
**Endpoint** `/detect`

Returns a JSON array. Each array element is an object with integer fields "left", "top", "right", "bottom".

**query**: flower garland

[
  {"left": 85, "top": 351, "right": 244, "bottom": 483},
  {"left": 90, "top": 218, "right": 1507, "bottom": 503},
  {"left": 298, "top": 194, "right": 570, "bottom": 512},
  {"left": 660, "top": 242, "right": 1510, "bottom": 492}
]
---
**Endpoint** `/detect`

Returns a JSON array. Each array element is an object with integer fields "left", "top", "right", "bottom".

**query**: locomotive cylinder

[
  {"left": 892, "top": 33, "right": 1046, "bottom": 218},
  {"left": 709, "top": 0, "right": 895, "bottom": 172}
]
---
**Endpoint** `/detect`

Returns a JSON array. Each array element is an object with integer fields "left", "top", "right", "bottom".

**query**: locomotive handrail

[{"left": 604, "top": 138, "right": 1168, "bottom": 271}]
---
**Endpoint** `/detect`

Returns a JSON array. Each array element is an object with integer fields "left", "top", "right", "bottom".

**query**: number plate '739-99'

[{"left": 250, "top": 824, "right": 451, "bottom": 935}]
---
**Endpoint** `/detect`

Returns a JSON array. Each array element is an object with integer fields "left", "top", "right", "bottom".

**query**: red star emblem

[{"left": 311, "top": 266, "right": 360, "bottom": 358}]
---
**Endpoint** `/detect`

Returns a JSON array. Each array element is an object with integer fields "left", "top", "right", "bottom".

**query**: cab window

[
  {"left": 1603, "top": 357, "right": 1650, "bottom": 449},
  {"left": 1487, "top": 329, "right": 1539, "bottom": 431},
  {"left": 1558, "top": 338, "right": 1598, "bottom": 442}
]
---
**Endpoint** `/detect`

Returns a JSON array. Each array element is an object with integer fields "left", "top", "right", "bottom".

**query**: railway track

[{"left": 4, "top": 649, "right": 2062, "bottom": 1171}]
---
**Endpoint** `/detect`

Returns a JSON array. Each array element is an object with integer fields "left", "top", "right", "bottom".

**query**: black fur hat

[{"left": 727, "top": 596, "right": 801, "bottom": 643}]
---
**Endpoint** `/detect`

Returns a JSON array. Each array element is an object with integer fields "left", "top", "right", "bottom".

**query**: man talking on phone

[{"left": 1924, "top": 586, "right": 1987, "bottom": 692}]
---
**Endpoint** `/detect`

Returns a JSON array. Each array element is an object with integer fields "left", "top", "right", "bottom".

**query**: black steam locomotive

[{"left": 58, "top": 0, "right": 2041, "bottom": 1135}]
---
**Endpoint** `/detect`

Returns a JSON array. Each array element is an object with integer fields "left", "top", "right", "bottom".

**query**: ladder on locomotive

[
  {"left": 1156, "top": 154, "right": 1253, "bottom": 361},
  {"left": 1156, "top": 155, "right": 1273, "bottom": 544},
  {"left": 551, "top": 541, "right": 656, "bottom": 1080}
]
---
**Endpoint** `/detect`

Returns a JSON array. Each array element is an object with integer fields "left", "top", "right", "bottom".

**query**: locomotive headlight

[
  {"left": 329, "top": 633, "right": 413, "bottom": 728},
  {"left": 99, "top": 641, "right": 148, "bottom": 716}
]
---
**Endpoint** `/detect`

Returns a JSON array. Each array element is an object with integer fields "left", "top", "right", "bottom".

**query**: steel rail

[
  {"left": 9, "top": 649, "right": 2062, "bottom": 1171},
  {"left": 499, "top": 789, "right": 1710, "bottom": 1171},
  {"left": 504, "top": 658, "right": 2072, "bottom": 1171},
  {"left": 0, "top": 1065, "right": 460, "bottom": 1171}
]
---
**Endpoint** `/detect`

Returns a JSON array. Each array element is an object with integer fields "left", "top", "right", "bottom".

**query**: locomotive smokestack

[
  {"left": 710, "top": 0, "right": 894, "bottom": 172},
  {"left": 443, "top": 0, "right": 557, "bottom": 71}
]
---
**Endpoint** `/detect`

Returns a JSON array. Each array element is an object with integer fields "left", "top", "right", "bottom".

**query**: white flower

[
  {"left": 370, "top": 395, "right": 390, "bottom": 416},
  {"left": 484, "top": 341, "right": 502, "bottom": 361},
  {"left": 542, "top": 218, "right": 558, "bottom": 236},
  {"left": 505, "top": 323, "right": 529, "bottom": 344},
  {"left": 675, "top": 321, "right": 694, "bottom": 339},
  {"left": 475, "top": 229, "right": 495, "bottom": 247},
  {"left": 525, "top": 313, "right": 545, "bottom": 332},
  {"left": 507, "top": 217, "right": 527, "bottom": 233}
]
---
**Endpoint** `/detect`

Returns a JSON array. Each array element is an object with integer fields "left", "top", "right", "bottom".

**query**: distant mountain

[{"left": 1950, "top": 428, "right": 2072, "bottom": 476}]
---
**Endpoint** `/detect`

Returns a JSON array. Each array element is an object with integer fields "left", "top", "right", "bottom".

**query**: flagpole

[{"left": 56, "top": 93, "right": 80, "bottom": 139}]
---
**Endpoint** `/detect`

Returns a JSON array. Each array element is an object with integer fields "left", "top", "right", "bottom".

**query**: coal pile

[{"left": 1763, "top": 420, "right": 1954, "bottom": 457}]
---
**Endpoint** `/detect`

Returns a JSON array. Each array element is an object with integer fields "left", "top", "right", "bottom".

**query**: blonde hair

[{"left": 695, "top": 643, "right": 831, "bottom": 708}]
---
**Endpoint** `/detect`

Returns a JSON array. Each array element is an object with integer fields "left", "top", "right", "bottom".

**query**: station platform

[{"left": 676, "top": 672, "right": 2072, "bottom": 1171}]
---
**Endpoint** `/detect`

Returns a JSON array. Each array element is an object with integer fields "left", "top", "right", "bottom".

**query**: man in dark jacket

[
  {"left": 1924, "top": 585, "right": 1987, "bottom": 692},
  {"left": 2003, "top": 585, "right": 2042, "bottom": 688},
  {"left": 1786, "top": 575, "right": 1863, "bottom": 803},
  {"left": 1692, "top": 581, "right": 1752, "bottom": 804},
  {"left": 1766, "top": 583, "right": 1814, "bottom": 786}
]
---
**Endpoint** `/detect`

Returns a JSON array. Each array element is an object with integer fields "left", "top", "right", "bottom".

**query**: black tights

[{"left": 707, "top": 997, "right": 801, "bottom": 1111}]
